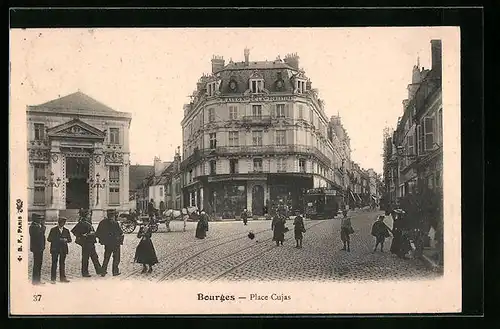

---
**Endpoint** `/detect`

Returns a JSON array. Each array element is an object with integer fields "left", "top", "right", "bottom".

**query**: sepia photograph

[{"left": 9, "top": 24, "right": 462, "bottom": 315}]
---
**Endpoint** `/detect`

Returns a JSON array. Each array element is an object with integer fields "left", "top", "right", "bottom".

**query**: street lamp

[
  {"left": 45, "top": 172, "right": 62, "bottom": 206},
  {"left": 87, "top": 173, "right": 106, "bottom": 206}
]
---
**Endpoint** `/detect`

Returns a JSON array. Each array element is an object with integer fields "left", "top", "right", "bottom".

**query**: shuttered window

[
  {"left": 252, "top": 105, "right": 262, "bottom": 117},
  {"left": 424, "top": 116, "right": 435, "bottom": 151},
  {"left": 277, "top": 158, "right": 287, "bottom": 172},
  {"left": 208, "top": 108, "right": 215, "bottom": 122},
  {"left": 252, "top": 130, "right": 263, "bottom": 146},
  {"left": 109, "top": 128, "right": 120, "bottom": 144},
  {"left": 408, "top": 132, "right": 415, "bottom": 157},
  {"left": 34, "top": 123, "right": 45, "bottom": 140},
  {"left": 253, "top": 158, "right": 263, "bottom": 172},
  {"left": 209, "top": 133, "right": 217, "bottom": 149},
  {"left": 229, "top": 131, "right": 239, "bottom": 146},
  {"left": 276, "top": 130, "right": 286, "bottom": 145},
  {"left": 418, "top": 124, "right": 424, "bottom": 155},
  {"left": 276, "top": 104, "right": 285, "bottom": 117},
  {"left": 229, "top": 106, "right": 238, "bottom": 120}
]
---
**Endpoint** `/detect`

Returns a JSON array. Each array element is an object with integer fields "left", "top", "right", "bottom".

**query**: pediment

[{"left": 47, "top": 118, "right": 105, "bottom": 140}]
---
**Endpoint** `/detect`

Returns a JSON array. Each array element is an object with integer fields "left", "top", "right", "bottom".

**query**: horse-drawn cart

[{"left": 118, "top": 207, "right": 199, "bottom": 234}]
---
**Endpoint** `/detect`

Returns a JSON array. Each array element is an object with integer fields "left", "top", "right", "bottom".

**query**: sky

[{"left": 10, "top": 27, "right": 455, "bottom": 174}]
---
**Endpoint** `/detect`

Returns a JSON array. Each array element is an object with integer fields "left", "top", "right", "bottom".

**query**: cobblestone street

[{"left": 28, "top": 210, "right": 440, "bottom": 284}]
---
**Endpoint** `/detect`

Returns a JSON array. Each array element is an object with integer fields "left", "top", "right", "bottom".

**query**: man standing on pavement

[
  {"left": 47, "top": 217, "right": 72, "bottom": 283},
  {"left": 96, "top": 209, "right": 124, "bottom": 277},
  {"left": 29, "top": 213, "right": 46, "bottom": 285},
  {"left": 241, "top": 209, "right": 248, "bottom": 226},
  {"left": 148, "top": 199, "right": 156, "bottom": 222},
  {"left": 71, "top": 209, "right": 102, "bottom": 277}
]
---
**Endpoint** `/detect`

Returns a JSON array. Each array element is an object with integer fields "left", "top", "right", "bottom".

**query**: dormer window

[
  {"left": 207, "top": 81, "right": 218, "bottom": 97},
  {"left": 250, "top": 79, "right": 264, "bottom": 93},
  {"left": 295, "top": 79, "right": 306, "bottom": 93}
]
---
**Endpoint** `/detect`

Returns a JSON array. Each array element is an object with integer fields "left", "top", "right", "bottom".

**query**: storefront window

[{"left": 213, "top": 184, "right": 246, "bottom": 219}]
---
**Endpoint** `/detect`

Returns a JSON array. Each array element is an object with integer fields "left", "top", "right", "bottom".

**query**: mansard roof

[
  {"left": 28, "top": 91, "right": 131, "bottom": 119},
  {"left": 216, "top": 62, "right": 299, "bottom": 94}
]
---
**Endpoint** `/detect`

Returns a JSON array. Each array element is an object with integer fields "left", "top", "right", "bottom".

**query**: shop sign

[{"left": 221, "top": 95, "right": 294, "bottom": 103}]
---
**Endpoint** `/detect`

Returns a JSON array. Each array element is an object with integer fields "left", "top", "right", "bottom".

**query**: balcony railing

[
  {"left": 242, "top": 115, "right": 272, "bottom": 127},
  {"left": 214, "top": 144, "right": 332, "bottom": 167}
]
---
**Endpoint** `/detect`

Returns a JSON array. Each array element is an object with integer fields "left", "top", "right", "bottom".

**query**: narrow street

[{"left": 28, "top": 210, "right": 439, "bottom": 283}]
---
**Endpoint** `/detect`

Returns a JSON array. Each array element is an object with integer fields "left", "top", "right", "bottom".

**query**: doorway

[
  {"left": 66, "top": 157, "right": 90, "bottom": 209},
  {"left": 252, "top": 185, "right": 264, "bottom": 216}
]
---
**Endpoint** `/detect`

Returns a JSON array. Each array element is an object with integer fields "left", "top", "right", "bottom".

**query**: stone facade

[{"left": 27, "top": 91, "right": 132, "bottom": 221}]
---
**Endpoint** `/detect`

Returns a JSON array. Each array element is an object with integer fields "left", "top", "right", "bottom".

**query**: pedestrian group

[{"left": 30, "top": 199, "right": 413, "bottom": 285}]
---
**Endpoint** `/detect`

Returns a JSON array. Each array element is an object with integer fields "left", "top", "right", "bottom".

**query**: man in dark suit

[
  {"left": 47, "top": 217, "right": 72, "bottom": 283},
  {"left": 71, "top": 209, "right": 102, "bottom": 277},
  {"left": 96, "top": 209, "right": 124, "bottom": 277},
  {"left": 29, "top": 213, "right": 46, "bottom": 285}
]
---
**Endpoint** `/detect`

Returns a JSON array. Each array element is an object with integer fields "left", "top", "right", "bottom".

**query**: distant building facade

[
  {"left": 180, "top": 50, "right": 351, "bottom": 218},
  {"left": 27, "top": 91, "right": 132, "bottom": 221},
  {"left": 383, "top": 39, "right": 443, "bottom": 264}
]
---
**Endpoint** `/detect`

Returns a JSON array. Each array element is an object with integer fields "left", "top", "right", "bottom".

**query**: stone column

[{"left": 45, "top": 144, "right": 62, "bottom": 222}]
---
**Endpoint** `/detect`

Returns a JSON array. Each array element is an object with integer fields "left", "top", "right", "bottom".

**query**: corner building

[{"left": 181, "top": 50, "right": 348, "bottom": 218}]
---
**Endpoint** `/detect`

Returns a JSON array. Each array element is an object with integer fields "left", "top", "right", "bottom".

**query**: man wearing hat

[
  {"left": 29, "top": 213, "right": 46, "bottom": 285},
  {"left": 71, "top": 209, "right": 102, "bottom": 277},
  {"left": 96, "top": 209, "right": 124, "bottom": 277},
  {"left": 47, "top": 217, "right": 72, "bottom": 283}
]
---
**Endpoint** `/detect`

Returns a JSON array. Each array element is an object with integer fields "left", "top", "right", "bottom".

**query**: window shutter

[
  {"left": 285, "top": 104, "right": 290, "bottom": 118},
  {"left": 424, "top": 117, "right": 435, "bottom": 150}
]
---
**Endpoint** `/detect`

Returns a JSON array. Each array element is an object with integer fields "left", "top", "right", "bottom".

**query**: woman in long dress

[
  {"left": 195, "top": 211, "right": 209, "bottom": 239},
  {"left": 293, "top": 215, "right": 306, "bottom": 248},
  {"left": 134, "top": 221, "right": 158, "bottom": 274},
  {"left": 272, "top": 216, "right": 286, "bottom": 246}
]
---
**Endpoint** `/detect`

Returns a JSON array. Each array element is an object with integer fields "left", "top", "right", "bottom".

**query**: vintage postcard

[{"left": 9, "top": 26, "right": 461, "bottom": 315}]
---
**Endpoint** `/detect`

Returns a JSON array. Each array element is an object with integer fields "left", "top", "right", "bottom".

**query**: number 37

[{"left": 33, "top": 294, "right": 42, "bottom": 302}]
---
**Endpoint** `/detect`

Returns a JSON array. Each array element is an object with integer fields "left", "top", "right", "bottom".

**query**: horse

[{"left": 163, "top": 206, "right": 199, "bottom": 232}]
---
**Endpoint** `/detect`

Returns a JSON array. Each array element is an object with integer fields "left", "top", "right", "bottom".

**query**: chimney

[
  {"left": 284, "top": 52, "right": 300, "bottom": 70},
  {"left": 431, "top": 39, "right": 442, "bottom": 78},
  {"left": 211, "top": 55, "right": 225, "bottom": 73},
  {"left": 154, "top": 156, "right": 162, "bottom": 177},
  {"left": 244, "top": 48, "right": 250, "bottom": 66}
]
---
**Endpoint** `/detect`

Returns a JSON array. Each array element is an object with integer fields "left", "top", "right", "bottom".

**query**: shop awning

[
  {"left": 355, "top": 193, "right": 362, "bottom": 202},
  {"left": 349, "top": 190, "right": 356, "bottom": 201},
  {"left": 371, "top": 195, "right": 377, "bottom": 201}
]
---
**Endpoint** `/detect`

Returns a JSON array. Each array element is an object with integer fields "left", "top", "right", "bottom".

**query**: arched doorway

[{"left": 252, "top": 185, "right": 264, "bottom": 216}]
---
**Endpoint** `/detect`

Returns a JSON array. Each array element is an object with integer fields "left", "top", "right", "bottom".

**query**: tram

[{"left": 304, "top": 188, "right": 342, "bottom": 220}]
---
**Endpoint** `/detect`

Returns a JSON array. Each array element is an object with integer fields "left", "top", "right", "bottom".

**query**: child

[
  {"left": 293, "top": 215, "right": 306, "bottom": 248},
  {"left": 340, "top": 210, "right": 354, "bottom": 252},
  {"left": 371, "top": 215, "right": 392, "bottom": 252},
  {"left": 134, "top": 219, "right": 158, "bottom": 274}
]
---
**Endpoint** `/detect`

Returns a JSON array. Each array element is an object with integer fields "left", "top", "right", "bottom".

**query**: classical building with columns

[
  {"left": 27, "top": 91, "right": 132, "bottom": 221},
  {"left": 180, "top": 50, "right": 350, "bottom": 218}
]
